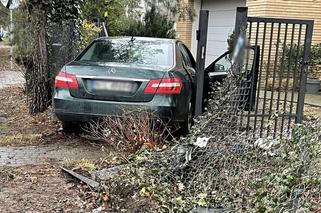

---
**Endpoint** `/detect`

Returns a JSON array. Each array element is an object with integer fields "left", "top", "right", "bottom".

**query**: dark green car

[{"left": 53, "top": 37, "right": 198, "bottom": 133}]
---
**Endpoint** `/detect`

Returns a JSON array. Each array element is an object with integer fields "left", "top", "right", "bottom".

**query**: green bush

[
  {"left": 79, "top": 19, "right": 102, "bottom": 50},
  {"left": 123, "top": 5, "right": 176, "bottom": 39},
  {"left": 279, "top": 43, "right": 321, "bottom": 79},
  {"left": 12, "top": 8, "right": 33, "bottom": 66},
  {"left": 310, "top": 43, "right": 321, "bottom": 77}
]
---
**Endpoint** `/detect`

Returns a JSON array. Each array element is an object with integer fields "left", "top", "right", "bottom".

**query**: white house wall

[{"left": 191, "top": 0, "right": 246, "bottom": 66}]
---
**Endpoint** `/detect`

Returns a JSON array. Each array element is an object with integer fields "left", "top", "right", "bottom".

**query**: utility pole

[
  {"left": 1, "top": 0, "right": 21, "bottom": 70},
  {"left": 9, "top": 8, "right": 13, "bottom": 69}
]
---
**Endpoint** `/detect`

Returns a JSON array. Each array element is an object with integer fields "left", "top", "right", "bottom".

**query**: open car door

[
  {"left": 204, "top": 46, "right": 260, "bottom": 111},
  {"left": 205, "top": 51, "right": 231, "bottom": 83}
]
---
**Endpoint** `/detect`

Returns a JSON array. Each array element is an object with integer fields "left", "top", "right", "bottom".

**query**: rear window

[{"left": 77, "top": 39, "right": 174, "bottom": 68}]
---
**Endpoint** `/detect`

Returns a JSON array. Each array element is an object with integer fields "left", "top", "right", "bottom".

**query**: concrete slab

[{"left": 259, "top": 90, "right": 321, "bottom": 107}]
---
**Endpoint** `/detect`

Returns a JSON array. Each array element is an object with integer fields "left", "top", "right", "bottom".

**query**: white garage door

[{"left": 202, "top": 0, "right": 246, "bottom": 66}]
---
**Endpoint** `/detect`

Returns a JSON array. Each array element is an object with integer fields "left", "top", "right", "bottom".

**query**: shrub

[
  {"left": 79, "top": 19, "right": 101, "bottom": 50},
  {"left": 123, "top": 5, "right": 176, "bottom": 39},
  {"left": 310, "top": 43, "right": 321, "bottom": 78},
  {"left": 279, "top": 43, "right": 321, "bottom": 79},
  {"left": 12, "top": 7, "right": 33, "bottom": 66},
  {"left": 84, "top": 110, "right": 171, "bottom": 152}
]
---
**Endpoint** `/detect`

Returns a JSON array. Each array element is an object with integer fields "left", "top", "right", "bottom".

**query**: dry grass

[
  {"left": 63, "top": 159, "right": 97, "bottom": 171},
  {"left": 0, "top": 133, "right": 42, "bottom": 146},
  {"left": 304, "top": 105, "right": 321, "bottom": 118},
  {"left": 0, "top": 48, "right": 11, "bottom": 71},
  {"left": 84, "top": 110, "right": 172, "bottom": 152},
  {"left": 0, "top": 86, "right": 98, "bottom": 147},
  {"left": 0, "top": 46, "right": 26, "bottom": 72},
  {"left": 0, "top": 39, "right": 11, "bottom": 46},
  {"left": 0, "top": 86, "right": 61, "bottom": 145}
]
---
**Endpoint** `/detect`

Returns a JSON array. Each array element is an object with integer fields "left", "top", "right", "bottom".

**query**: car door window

[
  {"left": 205, "top": 52, "right": 232, "bottom": 73},
  {"left": 214, "top": 54, "right": 232, "bottom": 72},
  {"left": 205, "top": 48, "right": 255, "bottom": 74}
]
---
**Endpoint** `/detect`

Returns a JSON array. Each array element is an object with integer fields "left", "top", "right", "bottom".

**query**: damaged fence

[
  {"left": 101, "top": 60, "right": 321, "bottom": 212},
  {"left": 100, "top": 11, "right": 320, "bottom": 211}
]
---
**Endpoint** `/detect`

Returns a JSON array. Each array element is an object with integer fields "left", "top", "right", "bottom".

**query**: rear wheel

[
  {"left": 180, "top": 102, "right": 193, "bottom": 136},
  {"left": 62, "top": 121, "right": 80, "bottom": 133}
]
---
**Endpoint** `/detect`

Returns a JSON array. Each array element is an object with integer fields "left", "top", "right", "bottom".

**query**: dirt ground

[
  {"left": 0, "top": 86, "right": 85, "bottom": 147},
  {"left": 0, "top": 165, "right": 105, "bottom": 212},
  {"left": 0, "top": 86, "right": 59, "bottom": 145}
]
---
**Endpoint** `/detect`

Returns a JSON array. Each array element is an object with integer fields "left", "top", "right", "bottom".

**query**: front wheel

[{"left": 179, "top": 102, "right": 194, "bottom": 136}]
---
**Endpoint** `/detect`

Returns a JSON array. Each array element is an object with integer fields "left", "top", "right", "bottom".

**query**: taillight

[
  {"left": 55, "top": 71, "right": 79, "bottom": 89},
  {"left": 144, "top": 77, "right": 183, "bottom": 94}
]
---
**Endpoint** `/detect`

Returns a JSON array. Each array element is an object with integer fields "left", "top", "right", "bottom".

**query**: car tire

[
  {"left": 62, "top": 121, "right": 80, "bottom": 133},
  {"left": 180, "top": 102, "right": 194, "bottom": 136}
]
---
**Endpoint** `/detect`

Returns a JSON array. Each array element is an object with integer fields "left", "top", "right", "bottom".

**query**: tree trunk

[{"left": 27, "top": 6, "right": 50, "bottom": 114}]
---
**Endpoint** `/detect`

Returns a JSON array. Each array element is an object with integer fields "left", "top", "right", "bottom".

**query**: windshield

[{"left": 76, "top": 39, "right": 174, "bottom": 68}]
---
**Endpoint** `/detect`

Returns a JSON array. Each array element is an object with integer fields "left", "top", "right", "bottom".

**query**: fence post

[
  {"left": 296, "top": 20, "right": 314, "bottom": 123},
  {"left": 195, "top": 10, "right": 209, "bottom": 117},
  {"left": 234, "top": 7, "right": 248, "bottom": 42}
]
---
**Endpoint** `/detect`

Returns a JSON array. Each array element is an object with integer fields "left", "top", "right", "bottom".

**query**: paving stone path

[
  {"left": 0, "top": 71, "right": 24, "bottom": 89},
  {"left": 0, "top": 144, "right": 108, "bottom": 166}
]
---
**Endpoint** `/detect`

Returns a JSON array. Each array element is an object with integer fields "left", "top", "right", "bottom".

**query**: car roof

[{"left": 94, "top": 36, "right": 179, "bottom": 44}]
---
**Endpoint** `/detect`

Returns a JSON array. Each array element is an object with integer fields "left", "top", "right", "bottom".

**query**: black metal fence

[
  {"left": 234, "top": 7, "right": 314, "bottom": 139},
  {"left": 195, "top": 7, "right": 314, "bottom": 139}
]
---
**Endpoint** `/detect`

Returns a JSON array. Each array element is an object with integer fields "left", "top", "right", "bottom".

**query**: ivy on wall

[
  {"left": 26, "top": 0, "right": 82, "bottom": 23},
  {"left": 24, "top": 0, "right": 83, "bottom": 114}
]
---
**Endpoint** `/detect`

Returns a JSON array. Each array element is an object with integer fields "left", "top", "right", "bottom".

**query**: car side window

[
  {"left": 182, "top": 44, "right": 196, "bottom": 68},
  {"left": 179, "top": 44, "right": 193, "bottom": 68}
]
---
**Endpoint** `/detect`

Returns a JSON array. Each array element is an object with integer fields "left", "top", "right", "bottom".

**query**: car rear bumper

[{"left": 53, "top": 89, "right": 184, "bottom": 122}]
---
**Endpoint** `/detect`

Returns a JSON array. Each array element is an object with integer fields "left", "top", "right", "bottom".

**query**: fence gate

[{"left": 235, "top": 7, "right": 314, "bottom": 139}]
